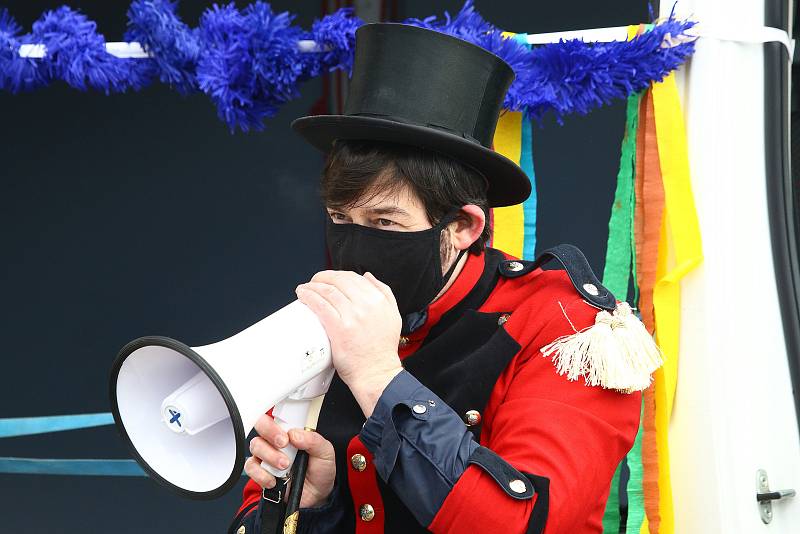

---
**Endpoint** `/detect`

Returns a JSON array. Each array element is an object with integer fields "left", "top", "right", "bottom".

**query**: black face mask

[{"left": 325, "top": 210, "right": 466, "bottom": 318}]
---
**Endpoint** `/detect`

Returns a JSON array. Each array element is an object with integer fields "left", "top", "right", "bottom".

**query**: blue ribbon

[
  {"left": 0, "top": 412, "right": 255, "bottom": 477},
  {"left": 513, "top": 33, "right": 538, "bottom": 260},
  {"left": 0, "top": 412, "right": 114, "bottom": 438},
  {"left": 0, "top": 457, "right": 147, "bottom": 476},
  {"left": 0, "top": 458, "right": 252, "bottom": 477}
]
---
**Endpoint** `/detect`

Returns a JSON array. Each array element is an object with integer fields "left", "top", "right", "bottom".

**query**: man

[{"left": 229, "top": 23, "right": 654, "bottom": 534}]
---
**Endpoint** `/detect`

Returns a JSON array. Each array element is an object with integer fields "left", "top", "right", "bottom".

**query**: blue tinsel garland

[{"left": 0, "top": 0, "right": 696, "bottom": 132}]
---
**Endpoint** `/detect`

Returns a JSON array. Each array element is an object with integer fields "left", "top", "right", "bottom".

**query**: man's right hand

[{"left": 245, "top": 412, "right": 336, "bottom": 509}]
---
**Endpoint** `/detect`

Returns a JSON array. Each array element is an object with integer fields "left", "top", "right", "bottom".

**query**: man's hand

[
  {"left": 296, "top": 271, "right": 404, "bottom": 417},
  {"left": 245, "top": 412, "right": 336, "bottom": 509}
]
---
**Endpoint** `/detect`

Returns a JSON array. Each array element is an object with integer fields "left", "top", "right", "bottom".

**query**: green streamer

[
  {"left": 602, "top": 93, "right": 641, "bottom": 298},
  {"left": 600, "top": 92, "right": 642, "bottom": 534},
  {"left": 625, "top": 404, "right": 647, "bottom": 532}
]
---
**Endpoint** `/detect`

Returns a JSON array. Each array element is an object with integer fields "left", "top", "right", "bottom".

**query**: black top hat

[{"left": 291, "top": 23, "right": 530, "bottom": 207}]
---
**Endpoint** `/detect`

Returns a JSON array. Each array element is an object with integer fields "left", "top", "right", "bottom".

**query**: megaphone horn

[{"left": 109, "top": 300, "right": 334, "bottom": 499}]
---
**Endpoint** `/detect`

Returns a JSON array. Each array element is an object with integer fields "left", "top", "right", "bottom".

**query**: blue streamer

[
  {"left": 0, "top": 413, "right": 114, "bottom": 438},
  {"left": 520, "top": 110, "right": 537, "bottom": 260},
  {"left": 0, "top": 457, "right": 253, "bottom": 477},
  {"left": 512, "top": 33, "right": 537, "bottom": 260},
  {"left": 0, "top": 413, "right": 258, "bottom": 478},
  {"left": 0, "top": 457, "right": 147, "bottom": 476}
]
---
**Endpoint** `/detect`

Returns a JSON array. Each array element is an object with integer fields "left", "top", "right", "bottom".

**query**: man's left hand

[{"left": 296, "top": 271, "right": 403, "bottom": 417}]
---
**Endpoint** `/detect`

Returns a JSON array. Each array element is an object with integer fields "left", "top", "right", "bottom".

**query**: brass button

[
  {"left": 498, "top": 313, "right": 510, "bottom": 325},
  {"left": 236, "top": 526, "right": 246, "bottom": 534},
  {"left": 509, "top": 479, "right": 527, "bottom": 494},
  {"left": 464, "top": 410, "right": 481, "bottom": 427},
  {"left": 399, "top": 336, "right": 409, "bottom": 347},
  {"left": 350, "top": 453, "right": 367, "bottom": 472},
  {"left": 359, "top": 504, "right": 375, "bottom": 522}
]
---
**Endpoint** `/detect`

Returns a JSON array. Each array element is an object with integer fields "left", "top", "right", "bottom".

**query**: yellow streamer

[
  {"left": 491, "top": 110, "right": 524, "bottom": 258},
  {"left": 648, "top": 71, "right": 704, "bottom": 533}
]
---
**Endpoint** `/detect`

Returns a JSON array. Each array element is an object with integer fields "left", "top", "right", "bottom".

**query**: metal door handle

[
  {"left": 757, "top": 469, "right": 796, "bottom": 524},
  {"left": 757, "top": 489, "right": 796, "bottom": 502}
]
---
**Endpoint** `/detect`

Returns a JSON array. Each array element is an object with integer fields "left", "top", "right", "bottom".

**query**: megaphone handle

[{"left": 262, "top": 395, "right": 326, "bottom": 478}]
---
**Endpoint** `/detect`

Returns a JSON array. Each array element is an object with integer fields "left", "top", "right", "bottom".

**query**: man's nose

[{"left": 349, "top": 216, "right": 371, "bottom": 227}]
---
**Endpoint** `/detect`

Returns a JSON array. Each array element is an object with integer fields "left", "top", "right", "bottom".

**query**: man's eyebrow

[{"left": 364, "top": 207, "right": 411, "bottom": 217}]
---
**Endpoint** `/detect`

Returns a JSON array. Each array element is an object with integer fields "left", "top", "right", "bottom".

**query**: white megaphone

[{"left": 109, "top": 300, "right": 334, "bottom": 499}]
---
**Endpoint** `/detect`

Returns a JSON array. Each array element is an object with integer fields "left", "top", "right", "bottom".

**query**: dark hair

[{"left": 320, "top": 140, "right": 491, "bottom": 253}]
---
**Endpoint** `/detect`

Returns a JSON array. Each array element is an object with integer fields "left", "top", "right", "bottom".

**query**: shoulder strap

[
  {"left": 258, "top": 480, "right": 288, "bottom": 534},
  {"left": 498, "top": 244, "right": 616, "bottom": 311}
]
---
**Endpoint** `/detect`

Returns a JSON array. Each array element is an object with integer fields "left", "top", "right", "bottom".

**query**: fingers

[
  {"left": 363, "top": 272, "right": 396, "bottom": 305},
  {"left": 244, "top": 455, "right": 277, "bottom": 489},
  {"left": 311, "top": 270, "right": 378, "bottom": 302},
  {"left": 296, "top": 285, "right": 341, "bottom": 326},
  {"left": 250, "top": 436, "right": 291, "bottom": 472},
  {"left": 288, "top": 429, "right": 335, "bottom": 462},
  {"left": 253, "top": 413, "right": 289, "bottom": 450},
  {"left": 301, "top": 282, "right": 353, "bottom": 317}
]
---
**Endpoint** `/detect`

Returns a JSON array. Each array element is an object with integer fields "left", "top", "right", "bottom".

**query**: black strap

[
  {"left": 467, "top": 446, "right": 534, "bottom": 499},
  {"left": 531, "top": 244, "right": 617, "bottom": 310},
  {"left": 466, "top": 446, "right": 550, "bottom": 534},
  {"left": 259, "top": 479, "right": 288, "bottom": 534}
]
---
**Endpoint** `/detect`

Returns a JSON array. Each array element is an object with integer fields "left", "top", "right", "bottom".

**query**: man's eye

[
  {"left": 329, "top": 212, "right": 348, "bottom": 222},
  {"left": 377, "top": 218, "right": 395, "bottom": 227}
]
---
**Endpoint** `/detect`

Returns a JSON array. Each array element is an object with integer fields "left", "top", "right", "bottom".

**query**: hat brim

[{"left": 291, "top": 114, "right": 531, "bottom": 207}]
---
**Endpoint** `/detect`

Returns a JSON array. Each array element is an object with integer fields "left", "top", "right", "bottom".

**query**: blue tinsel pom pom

[
  {"left": 125, "top": 0, "right": 199, "bottom": 94},
  {"left": 0, "top": 1, "right": 697, "bottom": 131}
]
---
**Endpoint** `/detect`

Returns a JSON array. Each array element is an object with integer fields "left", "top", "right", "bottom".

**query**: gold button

[
  {"left": 359, "top": 503, "right": 375, "bottom": 522},
  {"left": 350, "top": 453, "right": 367, "bottom": 472},
  {"left": 236, "top": 526, "right": 246, "bottom": 534},
  {"left": 464, "top": 410, "right": 481, "bottom": 427},
  {"left": 498, "top": 313, "right": 510, "bottom": 325},
  {"left": 509, "top": 479, "right": 527, "bottom": 494},
  {"left": 399, "top": 336, "right": 409, "bottom": 346}
]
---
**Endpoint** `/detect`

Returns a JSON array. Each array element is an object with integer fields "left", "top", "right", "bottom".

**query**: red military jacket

[{"left": 234, "top": 247, "right": 642, "bottom": 533}]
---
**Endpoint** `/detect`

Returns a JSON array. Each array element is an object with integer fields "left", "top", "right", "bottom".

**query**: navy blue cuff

[
  {"left": 296, "top": 477, "right": 346, "bottom": 534},
  {"left": 358, "top": 370, "right": 478, "bottom": 526},
  {"left": 359, "top": 370, "right": 421, "bottom": 474}
]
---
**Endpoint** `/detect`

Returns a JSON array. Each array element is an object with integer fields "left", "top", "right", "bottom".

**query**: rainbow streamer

[
  {"left": 600, "top": 26, "right": 703, "bottom": 534},
  {"left": 491, "top": 33, "right": 537, "bottom": 260}
]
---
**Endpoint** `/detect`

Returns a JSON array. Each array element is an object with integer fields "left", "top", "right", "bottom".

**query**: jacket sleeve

[
  {"left": 359, "top": 292, "right": 642, "bottom": 533},
  {"left": 359, "top": 369, "right": 480, "bottom": 526},
  {"left": 428, "top": 295, "right": 642, "bottom": 533}
]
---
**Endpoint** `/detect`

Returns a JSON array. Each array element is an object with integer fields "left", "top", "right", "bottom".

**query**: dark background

[{"left": 0, "top": 1, "right": 645, "bottom": 531}]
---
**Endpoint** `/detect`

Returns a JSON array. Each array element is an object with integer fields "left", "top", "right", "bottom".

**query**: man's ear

[{"left": 450, "top": 204, "right": 486, "bottom": 251}]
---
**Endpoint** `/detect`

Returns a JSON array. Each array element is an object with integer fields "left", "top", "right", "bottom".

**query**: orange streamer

[{"left": 633, "top": 88, "right": 665, "bottom": 534}]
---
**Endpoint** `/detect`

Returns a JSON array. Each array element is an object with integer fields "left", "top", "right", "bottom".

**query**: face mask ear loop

[
  {"left": 440, "top": 247, "right": 468, "bottom": 289},
  {"left": 436, "top": 207, "right": 469, "bottom": 289}
]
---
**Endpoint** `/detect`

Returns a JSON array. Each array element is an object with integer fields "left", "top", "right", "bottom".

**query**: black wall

[{"left": 0, "top": 1, "right": 645, "bottom": 531}]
